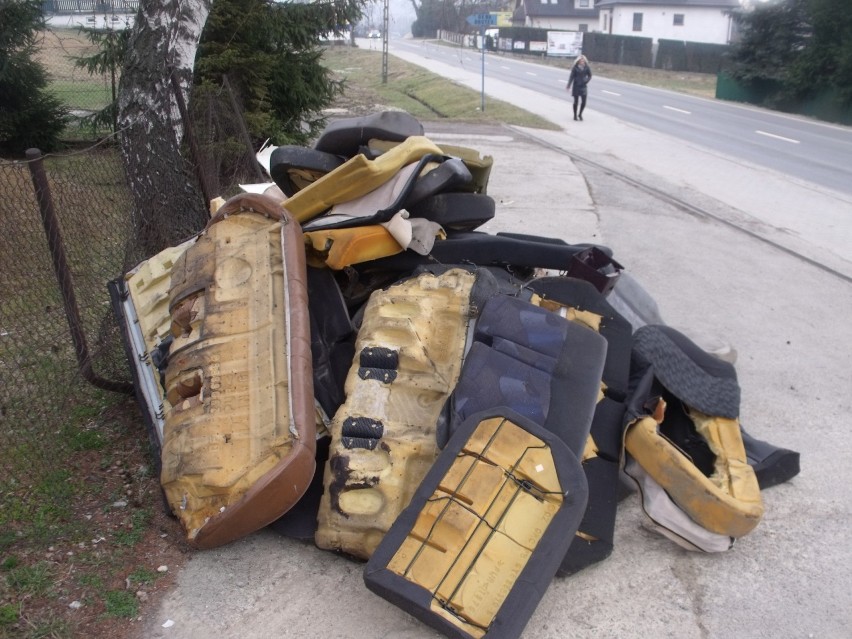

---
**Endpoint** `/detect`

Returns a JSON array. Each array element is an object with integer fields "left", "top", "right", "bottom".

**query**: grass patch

[
  {"left": 0, "top": 531, "right": 19, "bottom": 555},
  {"left": 0, "top": 604, "right": 19, "bottom": 628},
  {"left": 66, "top": 391, "right": 120, "bottom": 452},
  {"left": 113, "top": 509, "right": 152, "bottom": 547},
  {"left": 15, "top": 470, "right": 80, "bottom": 543},
  {"left": 38, "top": 28, "right": 116, "bottom": 114},
  {"left": 18, "top": 614, "right": 73, "bottom": 638},
  {"left": 322, "top": 44, "right": 559, "bottom": 129},
  {"left": 5, "top": 563, "right": 53, "bottom": 598},
  {"left": 47, "top": 80, "right": 112, "bottom": 112},
  {"left": 1, "top": 557, "right": 19, "bottom": 571},
  {"left": 128, "top": 567, "right": 157, "bottom": 587},
  {"left": 68, "top": 428, "right": 108, "bottom": 452},
  {"left": 103, "top": 590, "right": 138, "bottom": 619},
  {"left": 76, "top": 574, "right": 104, "bottom": 590}
]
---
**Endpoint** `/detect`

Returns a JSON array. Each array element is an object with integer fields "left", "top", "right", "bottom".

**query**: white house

[
  {"left": 595, "top": 0, "right": 740, "bottom": 44},
  {"left": 512, "top": 0, "right": 600, "bottom": 32}
]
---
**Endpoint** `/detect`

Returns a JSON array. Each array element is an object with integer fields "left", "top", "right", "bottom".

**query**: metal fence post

[{"left": 25, "top": 148, "right": 133, "bottom": 394}]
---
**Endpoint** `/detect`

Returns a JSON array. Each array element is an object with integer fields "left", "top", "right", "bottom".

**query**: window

[
  {"left": 579, "top": 23, "right": 588, "bottom": 32},
  {"left": 578, "top": 0, "right": 590, "bottom": 7},
  {"left": 673, "top": 13, "right": 684, "bottom": 26},
  {"left": 632, "top": 12, "right": 643, "bottom": 32}
]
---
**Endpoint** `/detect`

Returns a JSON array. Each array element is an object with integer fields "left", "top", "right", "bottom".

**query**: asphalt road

[{"left": 388, "top": 38, "right": 852, "bottom": 197}]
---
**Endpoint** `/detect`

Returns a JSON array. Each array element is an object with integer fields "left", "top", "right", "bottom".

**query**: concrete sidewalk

[{"left": 133, "top": 115, "right": 851, "bottom": 638}]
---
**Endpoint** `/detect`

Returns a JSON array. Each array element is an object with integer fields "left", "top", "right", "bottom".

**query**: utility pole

[
  {"left": 382, "top": 0, "right": 389, "bottom": 84},
  {"left": 466, "top": 12, "right": 495, "bottom": 112},
  {"left": 479, "top": 24, "right": 485, "bottom": 112}
]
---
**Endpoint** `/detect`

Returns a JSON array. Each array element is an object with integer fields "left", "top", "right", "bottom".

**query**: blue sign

[{"left": 466, "top": 13, "right": 497, "bottom": 27}]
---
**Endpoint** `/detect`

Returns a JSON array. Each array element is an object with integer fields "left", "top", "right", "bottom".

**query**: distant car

[{"left": 368, "top": 29, "right": 381, "bottom": 39}]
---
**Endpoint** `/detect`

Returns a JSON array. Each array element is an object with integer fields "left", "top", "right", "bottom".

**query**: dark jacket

[{"left": 567, "top": 64, "right": 592, "bottom": 97}]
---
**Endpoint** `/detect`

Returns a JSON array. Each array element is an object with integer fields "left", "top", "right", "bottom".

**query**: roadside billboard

[
  {"left": 547, "top": 31, "right": 583, "bottom": 57},
  {"left": 494, "top": 12, "right": 512, "bottom": 27}
]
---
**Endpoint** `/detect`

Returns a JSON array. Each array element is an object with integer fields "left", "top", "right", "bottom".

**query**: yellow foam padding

[
  {"left": 304, "top": 225, "right": 404, "bottom": 270},
  {"left": 124, "top": 240, "right": 196, "bottom": 410},
  {"left": 161, "top": 200, "right": 316, "bottom": 548},
  {"left": 386, "top": 415, "right": 562, "bottom": 638},
  {"left": 315, "top": 269, "right": 477, "bottom": 559},
  {"left": 532, "top": 294, "right": 603, "bottom": 332},
  {"left": 288, "top": 167, "right": 328, "bottom": 192},
  {"left": 281, "top": 136, "right": 444, "bottom": 222},
  {"left": 582, "top": 435, "right": 599, "bottom": 462},
  {"left": 209, "top": 196, "right": 226, "bottom": 215},
  {"left": 369, "top": 139, "right": 494, "bottom": 195},
  {"left": 624, "top": 411, "right": 764, "bottom": 538}
]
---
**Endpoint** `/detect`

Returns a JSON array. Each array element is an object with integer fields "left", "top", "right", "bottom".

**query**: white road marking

[
  {"left": 756, "top": 130, "right": 801, "bottom": 144},
  {"left": 501, "top": 65, "right": 511, "bottom": 70},
  {"left": 663, "top": 105, "right": 691, "bottom": 114},
  {"left": 602, "top": 90, "right": 621, "bottom": 96},
  {"left": 526, "top": 71, "right": 537, "bottom": 76}
]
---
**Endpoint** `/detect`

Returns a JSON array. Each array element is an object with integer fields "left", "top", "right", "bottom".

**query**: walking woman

[{"left": 566, "top": 55, "right": 592, "bottom": 121}]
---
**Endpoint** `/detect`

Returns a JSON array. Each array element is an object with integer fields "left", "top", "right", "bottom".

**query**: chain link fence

[
  {"left": 1, "top": 21, "right": 263, "bottom": 544},
  {"left": 0, "top": 144, "right": 135, "bottom": 540}
]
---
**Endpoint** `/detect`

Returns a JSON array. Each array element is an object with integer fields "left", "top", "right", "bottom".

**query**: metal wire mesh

[
  {"left": 0, "top": 147, "right": 133, "bottom": 528},
  {"left": 1, "top": 23, "right": 263, "bottom": 538}
]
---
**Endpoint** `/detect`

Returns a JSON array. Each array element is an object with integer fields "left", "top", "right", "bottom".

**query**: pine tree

[
  {"left": 409, "top": 0, "right": 457, "bottom": 38},
  {"left": 728, "top": 0, "right": 810, "bottom": 84},
  {"left": 787, "top": 0, "right": 852, "bottom": 109},
  {"left": 0, "top": 0, "right": 68, "bottom": 154},
  {"left": 728, "top": 0, "right": 851, "bottom": 120},
  {"left": 72, "top": 26, "right": 130, "bottom": 134},
  {"left": 195, "top": 0, "right": 365, "bottom": 146}
]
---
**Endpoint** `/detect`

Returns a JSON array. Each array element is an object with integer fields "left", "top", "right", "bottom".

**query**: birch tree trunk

[{"left": 118, "top": 0, "right": 212, "bottom": 258}]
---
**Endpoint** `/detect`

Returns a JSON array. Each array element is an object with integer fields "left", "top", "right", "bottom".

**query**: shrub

[{"left": 0, "top": 0, "right": 68, "bottom": 153}]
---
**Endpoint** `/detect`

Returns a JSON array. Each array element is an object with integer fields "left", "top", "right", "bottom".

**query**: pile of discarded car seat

[{"left": 111, "top": 110, "right": 800, "bottom": 639}]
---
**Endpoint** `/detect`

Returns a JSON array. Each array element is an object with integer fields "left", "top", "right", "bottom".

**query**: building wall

[
  {"left": 527, "top": 17, "right": 595, "bottom": 31},
  {"left": 600, "top": 6, "right": 733, "bottom": 44}
]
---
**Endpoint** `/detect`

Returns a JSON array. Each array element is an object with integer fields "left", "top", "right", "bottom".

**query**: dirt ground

[{"left": 0, "top": 400, "right": 191, "bottom": 639}]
